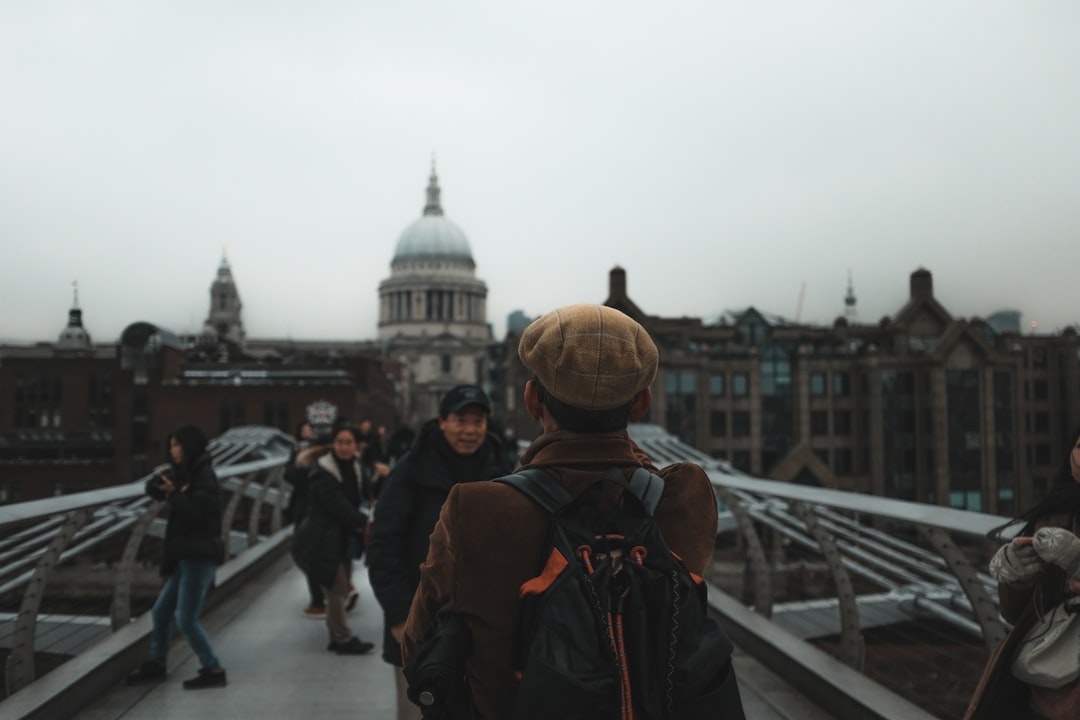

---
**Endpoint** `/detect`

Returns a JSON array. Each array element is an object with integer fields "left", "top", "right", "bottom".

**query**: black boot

[
  {"left": 334, "top": 637, "right": 374, "bottom": 655},
  {"left": 126, "top": 661, "right": 166, "bottom": 685},
  {"left": 182, "top": 667, "right": 227, "bottom": 689}
]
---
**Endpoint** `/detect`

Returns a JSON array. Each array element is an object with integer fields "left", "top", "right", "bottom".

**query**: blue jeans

[{"left": 149, "top": 559, "right": 221, "bottom": 670}]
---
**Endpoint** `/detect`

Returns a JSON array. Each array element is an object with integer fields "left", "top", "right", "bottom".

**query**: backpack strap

[
  {"left": 494, "top": 468, "right": 574, "bottom": 514},
  {"left": 497, "top": 467, "right": 665, "bottom": 517},
  {"left": 599, "top": 467, "right": 665, "bottom": 518}
]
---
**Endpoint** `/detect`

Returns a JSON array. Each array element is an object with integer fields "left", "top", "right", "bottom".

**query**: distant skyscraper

[
  {"left": 986, "top": 310, "right": 1022, "bottom": 335},
  {"left": 507, "top": 310, "right": 532, "bottom": 336}
]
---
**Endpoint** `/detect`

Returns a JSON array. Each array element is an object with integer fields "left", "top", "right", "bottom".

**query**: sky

[{"left": 2, "top": 1, "right": 1079, "bottom": 344}]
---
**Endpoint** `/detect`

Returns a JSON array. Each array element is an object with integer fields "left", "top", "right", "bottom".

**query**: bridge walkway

[{"left": 73, "top": 554, "right": 835, "bottom": 720}]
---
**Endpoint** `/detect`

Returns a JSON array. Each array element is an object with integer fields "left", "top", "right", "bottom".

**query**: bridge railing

[
  {"left": 2, "top": 422, "right": 1016, "bottom": 720},
  {"left": 630, "top": 422, "right": 1007, "bottom": 720},
  {"left": 0, "top": 426, "right": 295, "bottom": 706}
]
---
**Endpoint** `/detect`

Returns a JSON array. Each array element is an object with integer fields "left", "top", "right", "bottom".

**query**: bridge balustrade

[
  {"left": 0, "top": 426, "right": 295, "bottom": 705},
  {"left": 1, "top": 422, "right": 1020, "bottom": 720},
  {"left": 630, "top": 423, "right": 1009, "bottom": 720}
]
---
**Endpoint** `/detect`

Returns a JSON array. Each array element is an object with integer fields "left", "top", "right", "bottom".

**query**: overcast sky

[{"left": 3, "top": 1, "right": 1078, "bottom": 344}]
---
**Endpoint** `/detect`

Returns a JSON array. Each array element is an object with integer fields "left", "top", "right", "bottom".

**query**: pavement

[{"left": 76, "top": 553, "right": 834, "bottom": 719}]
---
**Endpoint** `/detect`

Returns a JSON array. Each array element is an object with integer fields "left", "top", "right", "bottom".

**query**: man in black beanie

[{"left": 367, "top": 385, "right": 512, "bottom": 720}]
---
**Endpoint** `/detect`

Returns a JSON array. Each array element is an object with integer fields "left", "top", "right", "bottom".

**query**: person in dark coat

[
  {"left": 966, "top": 427, "right": 1080, "bottom": 720},
  {"left": 401, "top": 306, "right": 721, "bottom": 720},
  {"left": 126, "top": 424, "right": 228, "bottom": 690},
  {"left": 385, "top": 424, "right": 417, "bottom": 467},
  {"left": 283, "top": 420, "right": 326, "bottom": 617},
  {"left": 291, "top": 424, "right": 375, "bottom": 655},
  {"left": 367, "top": 385, "right": 512, "bottom": 720}
]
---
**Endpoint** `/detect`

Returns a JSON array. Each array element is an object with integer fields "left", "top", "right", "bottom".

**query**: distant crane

[{"left": 795, "top": 281, "right": 806, "bottom": 323}]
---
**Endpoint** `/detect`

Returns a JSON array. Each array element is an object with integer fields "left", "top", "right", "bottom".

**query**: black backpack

[{"left": 495, "top": 467, "right": 746, "bottom": 720}]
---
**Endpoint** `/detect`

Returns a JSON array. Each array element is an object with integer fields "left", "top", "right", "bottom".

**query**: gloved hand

[
  {"left": 1033, "top": 527, "right": 1080, "bottom": 577},
  {"left": 988, "top": 537, "right": 1043, "bottom": 583}
]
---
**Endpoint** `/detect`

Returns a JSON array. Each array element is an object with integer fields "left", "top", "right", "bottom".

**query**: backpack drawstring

[{"left": 612, "top": 587, "right": 634, "bottom": 720}]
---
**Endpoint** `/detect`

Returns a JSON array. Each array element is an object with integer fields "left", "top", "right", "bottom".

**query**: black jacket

[
  {"left": 291, "top": 452, "right": 368, "bottom": 588},
  {"left": 146, "top": 452, "right": 224, "bottom": 577},
  {"left": 283, "top": 448, "right": 311, "bottom": 525},
  {"left": 367, "top": 418, "right": 512, "bottom": 665}
]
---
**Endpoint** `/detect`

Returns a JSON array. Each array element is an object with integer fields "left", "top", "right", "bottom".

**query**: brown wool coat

[{"left": 401, "top": 429, "right": 719, "bottom": 720}]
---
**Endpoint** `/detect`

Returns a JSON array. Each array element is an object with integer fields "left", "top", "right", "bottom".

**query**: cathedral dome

[
  {"left": 393, "top": 215, "right": 472, "bottom": 262},
  {"left": 391, "top": 163, "right": 474, "bottom": 265}
]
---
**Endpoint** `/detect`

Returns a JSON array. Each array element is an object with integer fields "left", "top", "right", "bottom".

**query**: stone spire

[{"left": 423, "top": 157, "right": 444, "bottom": 216}]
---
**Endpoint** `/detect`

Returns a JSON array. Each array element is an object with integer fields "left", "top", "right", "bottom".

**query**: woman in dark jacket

[
  {"left": 126, "top": 424, "right": 227, "bottom": 690},
  {"left": 966, "top": 428, "right": 1080, "bottom": 720},
  {"left": 367, "top": 385, "right": 511, "bottom": 719},
  {"left": 291, "top": 424, "right": 375, "bottom": 655},
  {"left": 284, "top": 420, "right": 326, "bottom": 617}
]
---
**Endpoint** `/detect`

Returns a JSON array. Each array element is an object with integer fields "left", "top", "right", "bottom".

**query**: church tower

[
  {"left": 205, "top": 254, "right": 244, "bottom": 345},
  {"left": 56, "top": 281, "right": 92, "bottom": 352}
]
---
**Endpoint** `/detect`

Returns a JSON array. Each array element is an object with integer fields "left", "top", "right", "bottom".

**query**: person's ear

[
  {"left": 628, "top": 388, "right": 652, "bottom": 422},
  {"left": 524, "top": 380, "right": 544, "bottom": 422}
]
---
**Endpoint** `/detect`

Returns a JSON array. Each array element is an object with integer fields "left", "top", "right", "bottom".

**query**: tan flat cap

[{"left": 518, "top": 304, "right": 659, "bottom": 410}]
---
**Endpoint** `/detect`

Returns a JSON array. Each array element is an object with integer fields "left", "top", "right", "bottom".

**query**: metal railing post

[
  {"left": 790, "top": 501, "right": 865, "bottom": 671},
  {"left": 5, "top": 508, "right": 92, "bottom": 695},
  {"left": 248, "top": 467, "right": 281, "bottom": 548},
  {"left": 715, "top": 486, "right": 774, "bottom": 617},
  {"left": 917, "top": 525, "right": 1006, "bottom": 650},
  {"left": 110, "top": 501, "right": 165, "bottom": 630}
]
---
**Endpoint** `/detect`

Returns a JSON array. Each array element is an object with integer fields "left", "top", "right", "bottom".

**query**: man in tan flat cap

[{"left": 401, "top": 305, "right": 721, "bottom": 720}]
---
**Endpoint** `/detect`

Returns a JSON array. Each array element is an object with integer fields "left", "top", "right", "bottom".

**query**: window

[
  {"left": 834, "top": 410, "right": 852, "bottom": 435},
  {"left": 810, "top": 373, "right": 826, "bottom": 397},
  {"left": 810, "top": 411, "right": 828, "bottom": 436},
  {"left": 834, "top": 448, "right": 853, "bottom": 475},
  {"left": 732, "top": 373, "right": 749, "bottom": 397},
  {"left": 665, "top": 371, "right": 697, "bottom": 394},
  {"left": 665, "top": 371, "right": 698, "bottom": 442},
  {"left": 710, "top": 411, "right": 727, "bottom": 437},
  {"left": 1034, "top": 411, "right": 1050, "bottom": 433},
  {"left": 732, "top": 450, "right": 751, "bottom": 472},
  {"left": 732, "top": 411, "right": 750, "bottom": 437},
  {"left": 1033, "top": 379, "right": 1049, "bottom": 402},
  {"left": 709, "top": 374, "right": 725, "bottom": 397},
  {"left": 441, "top": 355, "right": 452, "bottom": 373},
  {"left": 1035, "top": 444, "right": 1051, "bottom": 465},
  {"left": 833, "top": 372, "right": 850, "bottom": 397}
]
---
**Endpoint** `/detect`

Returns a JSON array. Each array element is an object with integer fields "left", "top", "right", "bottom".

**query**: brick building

[{"left": 0, "top": 283, "right": 396, "bottom": 504}]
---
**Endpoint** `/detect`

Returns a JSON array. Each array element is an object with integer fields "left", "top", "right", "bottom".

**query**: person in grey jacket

[
  {"left": 126, "top": 424, "right": 227, "bottom": 690},
  {"left": 291, "top": 424, "right": 375, "bottom": 655}
]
